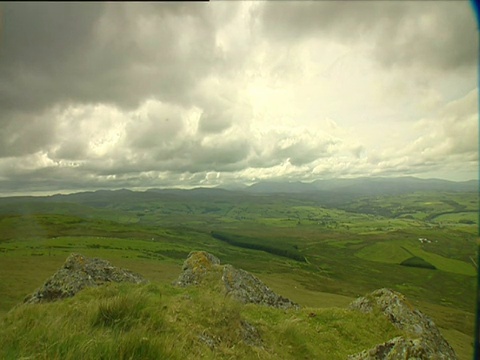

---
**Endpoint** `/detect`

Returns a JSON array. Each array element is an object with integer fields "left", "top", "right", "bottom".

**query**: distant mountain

[
  {"left": 214, "top": 182, "right": 248, "bottom": 191},
  {"left": 0, "top": 177, "right": 476, "bottom": 206},
  {"left": 244, "top": 177, "right": 477, "bottom": 196},
  {"left": 146, "top": 187, "right": 242, "bottom": 200},
  {"left": 245, "top": 180, "right": 316, "bottom": 194},
  {"left": 317, "top": 177, "right": 477, "bottom": 194}
]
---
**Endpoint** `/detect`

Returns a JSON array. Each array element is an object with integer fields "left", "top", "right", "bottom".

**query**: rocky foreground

[
  {"left": 174, "top": 250, "right": 299, "bottom": 309},
  {"left": 348, "top": 288, "right": 457, "bottom": 359},
  {"left": 22, "top": 251, "right": 457, "bottom": 359},
  {"left": 24, "top": 253, "right": 148, "bottom": 304}
]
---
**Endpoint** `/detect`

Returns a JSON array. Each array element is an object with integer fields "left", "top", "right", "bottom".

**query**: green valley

[{"left": 0, "top": 180, "right": 477, "bottom": 359}]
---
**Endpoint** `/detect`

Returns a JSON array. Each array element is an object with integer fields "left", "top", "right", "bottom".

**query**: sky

[{"left": 0, "top": 1, "right": 478, "bottom": 195}]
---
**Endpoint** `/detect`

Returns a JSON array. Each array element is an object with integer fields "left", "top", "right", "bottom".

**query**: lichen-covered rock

[
  {"left": 240, "top": 320, "right": 263, "bottom": 347},
  {"left": 222, "top": 264, "right": 299, "bottom": 309},
  {"left": 174, "top": 251, "right": 298, "bottom": 309},
  {"left": 348, "top": 288, "right": 457, "bottom": 360},
  {"left": 24, "top": 253, "right": 147, "bottom": 304},
  {"left": 348, "top": 337, "right": 430, "bottom": 360},
  {"left": 174, "top": 251, "right": 221, "bottom": 287}
]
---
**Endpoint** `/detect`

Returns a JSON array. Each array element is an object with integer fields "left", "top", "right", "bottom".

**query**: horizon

[
  {"left": 0, "top": 2, "right": 477, "bottom": 195},
  {"left": 0, "top": 175, "right": 477, "bottom": 198}
]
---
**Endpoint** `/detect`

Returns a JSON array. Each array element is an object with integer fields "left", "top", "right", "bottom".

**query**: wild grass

[
  {"left": 1, "top": 284, "right": 171, "bottom": 360},
  {"left": 0, "top": 282, "right": 403, "bottom": 360}
]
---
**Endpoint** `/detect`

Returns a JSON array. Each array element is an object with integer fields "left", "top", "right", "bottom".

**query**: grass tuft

[{"left": 92, "top": 293, "right": 145, "bottom": 331}]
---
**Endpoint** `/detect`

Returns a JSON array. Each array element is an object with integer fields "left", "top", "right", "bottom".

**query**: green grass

[
  {"left": 355, "top": 241, "right": 476, "bottom": 276},
  {"left": 355, "top": 241, "right": 412, "bottom": 263},
  {"left": 401, "top": 244, "right": 476, "bottom": 276},
  {"left": 0, "top": 282, "right": 404, "bottom": 360},
  {"left": 433, "top": 211, "right": 478, "bottom": 224}
]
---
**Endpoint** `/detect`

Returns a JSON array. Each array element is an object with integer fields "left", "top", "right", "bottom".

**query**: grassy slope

[
  {"left": 0, "top": 282, "right": 403, "bottom": 360},
  {"left": 355, "top": 241, "right": 476, "bottom": 276}
]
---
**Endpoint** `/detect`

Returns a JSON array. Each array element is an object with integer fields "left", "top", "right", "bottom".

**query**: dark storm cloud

[
  {"left": 0, "top": 2, "right": 219, "bottom": 116},
  {"left": 0, "top": 2, "right": 105, "bottom": 112},
  {"left": 0, "top": 2, "right": 224, "bottom": 162},
  {"left": 258, "top": 1, "right": 477, "bottom": 72}
]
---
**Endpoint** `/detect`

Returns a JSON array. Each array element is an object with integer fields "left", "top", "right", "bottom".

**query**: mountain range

[{"left": 0, "top": 177, "right": 476, "bottom": 204}]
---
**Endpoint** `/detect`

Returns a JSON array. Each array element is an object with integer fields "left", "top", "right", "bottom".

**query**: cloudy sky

[{"left": 0, "top": 1, "right": 478, "bottom": 195}]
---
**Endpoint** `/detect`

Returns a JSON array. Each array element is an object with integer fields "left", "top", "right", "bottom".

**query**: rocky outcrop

[
  {"left": 175, "top": 251, "right": 221, "bottom": 287},
  {"left": 348, "top": 288, "right": 457, "bottom": 360},
  {"left": 174, "top": 251, "right": 299, "bottom": 309},
  {"left": 24, "top": 253, "right": 148, "bottom": 304},
  {"left": 222, "top": 264, "right": 298, "bottom": 309}
]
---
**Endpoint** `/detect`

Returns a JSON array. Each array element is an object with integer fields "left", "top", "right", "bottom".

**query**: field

[{"left": 0, "top": 188, "right": 477, "bottom": 359}]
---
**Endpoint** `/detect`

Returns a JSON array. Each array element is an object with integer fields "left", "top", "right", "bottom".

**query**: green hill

[{"left": 0, "top": 252, "right": 406, "bottom": 360}]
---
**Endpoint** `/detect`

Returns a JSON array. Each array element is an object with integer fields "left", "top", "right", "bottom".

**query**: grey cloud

[
  {"left": 50, "top": 140, "right": 88, "bottom": 161},
  {"left": 196, "top": 93, "right": 251, "bottom": 134},
  {"left": 278, "top": 139, "right": 336, "bottom": 166},
  {"left": 68, "top": 124, "right": 253, "bottom": 177},
  {"left": 258, "top": 1, "right": 477, "bottom": 72},
  {"left": 257, "top": 1, "right": 390, "bottom": 41},
  {"left": 0, "top": 2, "right": 228, "bottom": 165},
  {"left": 0, "top": 2, "right": 220, "bottom": 119},
  {"left": 0, "top": 3, "right": 105, "bottom": 112},
  {"left": 143, "top": 134, "right": 251, "bottom": 174},
  {"left": 0, "top": 3, "right": 103, "bottom": 74},
  {"left": 0, "top": 165, "right": 142, "bottom": 194},
  {"left": 373, "top": 4, "right": 477, "bottom": 71},
  {"left": 127, "top": 103, "right": 186, "bottom": 151},
  {"left": 190, "top": 136, "right": 251, "bottom": 171},
  {"left": 249, "top": 130, "right": 338, "bottom": 168},
  {"left": 0, "top": 110, "right": 56, "bottom": 157},
  {"left": 44, "top": 120, "right": 339, "bottom": 180},
  {"left": 198, "top": 109, "right": 233, "bottom": 134}
]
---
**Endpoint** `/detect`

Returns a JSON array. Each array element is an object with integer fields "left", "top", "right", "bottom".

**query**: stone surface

[
  {"left": 174, "top": 251, "right": 299, "bottom": 309},
  {"left": 24, "top": 253, "right": 148, "bottom": 304},
  {"left": 222, "top": 264, "right": 298, "bottom": 309},
  {"left": 174, "top": 251, "right": 221, "bottom": 287},
  {"left": 349, "top": 337, "right": 433, "bottom": 360},
  {"left": 240, "top": 320, "right": 263, "bottom": 347},
  {"left": 348, "top": 288, "right": 457, "bottom": 360}
]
